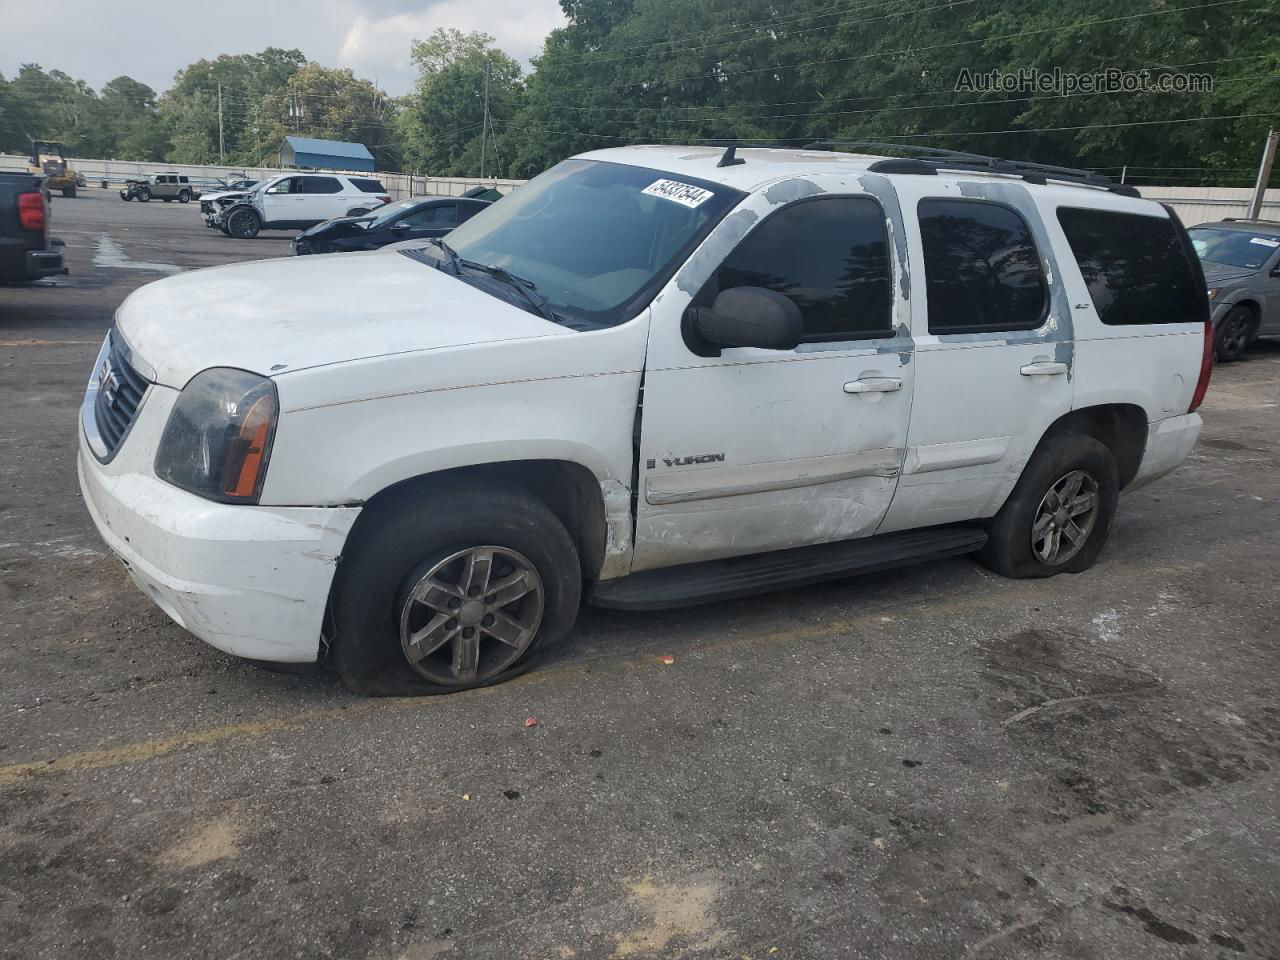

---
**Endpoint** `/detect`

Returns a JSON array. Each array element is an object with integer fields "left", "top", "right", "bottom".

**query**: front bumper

[
  {"left": 77, "top": 375, "right": 360, "bottom": 662},
  {"left": 1128, "top": 412, "right": 1202, "bottom": 492}
]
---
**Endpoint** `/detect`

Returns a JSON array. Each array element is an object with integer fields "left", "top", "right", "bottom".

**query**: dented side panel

[{"left": 634, "top": 173, "right": 918, "bottom": 571}]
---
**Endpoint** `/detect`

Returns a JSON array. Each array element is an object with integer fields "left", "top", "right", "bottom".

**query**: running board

[{"left": 589, "top": 526, "right": 988, "bottom": 611}]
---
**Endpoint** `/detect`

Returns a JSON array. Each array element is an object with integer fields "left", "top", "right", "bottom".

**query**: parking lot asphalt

[{"left": 1, "top": 188, "right": 1278, "bottom": 960}]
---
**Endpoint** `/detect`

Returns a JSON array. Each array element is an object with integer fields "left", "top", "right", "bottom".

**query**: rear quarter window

[
  {"left": 350, "top": 178, "right": 386, "bottom": 193},
  {"left": 1056, "top": 207, "right": 1205, "bottom": 325}
]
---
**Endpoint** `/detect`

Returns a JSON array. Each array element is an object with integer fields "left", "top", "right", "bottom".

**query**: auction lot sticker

[{"left": 642, "top": 179, "right": 715, "bottom": 208}]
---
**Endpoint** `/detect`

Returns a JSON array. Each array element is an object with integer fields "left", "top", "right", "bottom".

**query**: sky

[{"left": 0, "top": 0, "right": 568, "bottom": 96}]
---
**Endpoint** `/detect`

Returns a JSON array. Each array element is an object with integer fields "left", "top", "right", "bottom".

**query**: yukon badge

[{"left": 647, "top": 453, "right": 726, "bottom": 469}]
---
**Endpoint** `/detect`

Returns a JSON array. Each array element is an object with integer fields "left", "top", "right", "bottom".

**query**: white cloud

[
  {"left": 338, "top": 0, "right": 567, "bottom": 83},
  {"left": 0, "top": 0, "right": 566, "bottom": 97}
]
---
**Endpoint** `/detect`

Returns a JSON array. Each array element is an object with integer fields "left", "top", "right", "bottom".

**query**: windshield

[
  {"left": 1188, "top": 227, "right": 1280, "bottom": 270},
  {"left": 439, "top": 159, "right": 744, "bottom": 328},
  {"left": 369, "top": 199, "right": 422, "bottom": 227}
]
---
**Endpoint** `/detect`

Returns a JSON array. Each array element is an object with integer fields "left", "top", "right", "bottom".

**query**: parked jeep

[
  {"left": 79, "top": 145, "right": 1211, "bottom": 695},
  {"left": 1188, "top": 218, "right": 1280, "bottom": 361},
  {"left": 120, "top": 173, "right": 196, "bottom": 203}
]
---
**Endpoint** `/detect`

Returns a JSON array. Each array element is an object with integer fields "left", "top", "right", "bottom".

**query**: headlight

[
  {"left": 155, "top": 368, "right": 278, "bottom": 504},
  {"left": 1207, "top": 288, "right": 1221, "bottom": 301}
]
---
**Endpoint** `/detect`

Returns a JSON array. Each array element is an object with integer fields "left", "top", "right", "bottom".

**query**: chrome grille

[{"left": 91, "top": 331, "right": 150, "bottom": 459}]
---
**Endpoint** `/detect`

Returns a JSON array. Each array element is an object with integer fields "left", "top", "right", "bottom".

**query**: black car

[{"left": 291, "top": 195, "right": 492, "bottom": 255}]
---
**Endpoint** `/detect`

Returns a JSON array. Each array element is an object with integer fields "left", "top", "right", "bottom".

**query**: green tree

[{"left": 399, "top": 29, "right": 524, "bottom": 176}]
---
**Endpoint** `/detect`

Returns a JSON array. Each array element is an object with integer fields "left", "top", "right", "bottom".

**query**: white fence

[
  {"left": 6, "top": 152, "right": 1278, "bottom": 220},
  {"left": 0, "top": 154, "right": 526, "bottom": 201},
  {"left": 1132, "top": 185, "right": 1280, "bottom": 225}
]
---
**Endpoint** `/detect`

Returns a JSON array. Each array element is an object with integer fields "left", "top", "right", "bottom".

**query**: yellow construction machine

[{"left": 29, "top": 141, "right": 79, "bottom": 197}]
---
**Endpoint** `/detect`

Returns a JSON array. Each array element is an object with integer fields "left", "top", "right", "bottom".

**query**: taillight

[
  {"left": 18, "top": 192, "right": 45, "bottom": 232},
  {"left": 1188, "top": 321, "right": 1214, "bottom": 413}
]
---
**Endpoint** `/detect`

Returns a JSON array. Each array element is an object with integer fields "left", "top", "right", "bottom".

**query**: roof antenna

[{"left": 717, "top": 143, "right": 746, "bottom": 167}]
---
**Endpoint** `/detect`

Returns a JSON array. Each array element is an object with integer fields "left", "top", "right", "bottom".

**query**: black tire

[
  {"left": 977, "top": 432, "right": 1120, "bottom": 579},
  {"left": 62, "top": 185, "right": 76, "bottom": 198},
  {"left": 178, "top": 189, "right": 191, "bottom": 203},
  {"left": 137, "top": 188, "right": 151, "bottom": 202},
  {"left": 346, "top": 207, "right": 370, "bottom": 217},
  {"left": 227, "top": 207, "right": 261, "bottom": 239},
  {"left": 162, "top": 197, "right": 172, "bottom": 202},
  {"left": 332, "top": 484, "right": 582, "bottom": 696},
  {"left": 1214, "top": 305, "right": 1254, "bottom": 362},
  {"left": 120, "top": 191, "right": 132, "bottom": 201}
]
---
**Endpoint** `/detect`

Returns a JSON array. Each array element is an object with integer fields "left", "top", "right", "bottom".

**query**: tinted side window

[
  {"left": 920, "top": 199, "right": 1046, "bottom": 334},
  {"left": 457, "top": 201, "right": 487, "bottom": 223},
  {"left": 351, "top": 178, "right": 386, "bottom": 193},
  {"left": 304, "top": 177, "right": 342, "bottom": 194},
  {"left": 1057, "top": 208, "right": 1205, "bottom": 325},
  {"left": 712, "top": 197, "right": 893, "bottom": 342},
  {"left": 407, "top": 203, "right": 457, "bottom": 227}
]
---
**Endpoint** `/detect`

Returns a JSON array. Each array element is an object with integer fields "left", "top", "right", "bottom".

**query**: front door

[
  {"left": 261, "top": 177, "right": 305, "bottom": 225},
  {"left": 878, "top": 182, "right": 1075, "bottom": 533},
  {"left": 634, "top": 180, "right": 915, "bottom": 571}
]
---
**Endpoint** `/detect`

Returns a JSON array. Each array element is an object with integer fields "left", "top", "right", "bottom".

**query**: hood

[
  {"left": 201, "top": 190, "right": 247, "bottom": 203},
  {"left": 115, "top": 251, "right": 563, "bottom": 387},
  {"left": 1200, "top": 260, "right": 1255, "bottom": 285}
]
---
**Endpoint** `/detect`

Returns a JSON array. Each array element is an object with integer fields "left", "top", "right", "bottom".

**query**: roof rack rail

[
  {"left": 800, "top": 141, "right": 1141, "bottom": 198},
  {"left": 1222, "top": 217, "right": 1280, "bottom": 224}
]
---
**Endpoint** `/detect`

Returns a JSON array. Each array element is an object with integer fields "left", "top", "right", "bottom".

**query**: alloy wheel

[
  {"left": 398, "top": 546, "right": 544, "bottom": 686},
  {"left": 1031, "top": 470, "right": 1099, "bottom": 566}
]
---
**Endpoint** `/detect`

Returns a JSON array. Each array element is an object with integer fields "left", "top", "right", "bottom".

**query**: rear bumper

[
  {"left": 1128, "top": 412, "right": 1202, "bottom": 492},
  {"left": 78, "top": 416, "right": 360, "bottom": 663},
  {"left": 0, "top": 239, "right": 66, "bottom": 282}
]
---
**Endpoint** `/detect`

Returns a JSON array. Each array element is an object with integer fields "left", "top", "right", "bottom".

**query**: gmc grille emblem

[{"left": 98, "top": 360, "right": 122, "bottom": 409}]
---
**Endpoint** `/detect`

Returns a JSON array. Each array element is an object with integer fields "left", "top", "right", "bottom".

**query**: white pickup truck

[{"left": 79, "top": 145, "right": 1212, "bottom": 695}]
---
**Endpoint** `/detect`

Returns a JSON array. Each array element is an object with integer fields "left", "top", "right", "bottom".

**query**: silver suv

[
  {"left": 1189, "top": 218, "right": 1280, "bottom": 361},
  {"left": 120, "top": 173, "right": 196, "bottom": 204}
]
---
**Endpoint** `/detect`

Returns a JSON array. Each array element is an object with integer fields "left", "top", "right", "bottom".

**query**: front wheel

[
  {"left": 332, "top": 485, "right": 582, "bottom": 696},
  {"left": 977, "top": 433, "right": 1119, "bottom": 579},
  {"left": 1214, "top": 305, "right": 1254, "bottom": 362},
  {"left": 137, "top": 188, "right": 151, "bottom": 202},
  {"left": 227, "top": 207, "right": 261, "bottom": 239}
]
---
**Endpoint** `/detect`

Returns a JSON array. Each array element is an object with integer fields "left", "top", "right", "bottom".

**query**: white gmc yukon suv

[{"left": 79, "top": 145, "right": 1212, "bottom": 695}]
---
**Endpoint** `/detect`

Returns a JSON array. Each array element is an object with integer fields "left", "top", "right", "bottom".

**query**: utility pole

[
  {"left": 217, "top": 83, "right": 225, "bottom": 164},
  {"left": 480, "top": 57, "right": 491, "bottom": 180},
  {"left": 1246, "top": 128, "right": 1277, "bottom": 221}
]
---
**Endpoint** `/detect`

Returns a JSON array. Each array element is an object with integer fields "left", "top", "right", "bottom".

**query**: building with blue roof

[{"left": 279, "top": 136, "right": 376, "bottom": 172}]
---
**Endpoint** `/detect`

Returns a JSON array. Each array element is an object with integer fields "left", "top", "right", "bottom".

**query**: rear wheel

[
  {"left": 1214, "top": 305, "right": 1254, "bottom": 362},
  {"left": 977, "top": 433, "right": 1119, "bottom": 579},
  {"left": 346, "top": 207, "right": 370, "bottom": 217},
  {"left": 332, "top": 484, "right": 581, "bottom": 696},
  {"left": 178, "top": 189, "right": 191, "bottom": 203},
  {"left": 62, "top": 185, "right": 76, "bottom": 198},
  {"left": 227, "top": 207, "right": 261, "bottom": 239}
]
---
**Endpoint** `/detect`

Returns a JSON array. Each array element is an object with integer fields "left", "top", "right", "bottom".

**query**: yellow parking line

[{"left": 0, "top": 591, "right": 990, "bottom": 787}]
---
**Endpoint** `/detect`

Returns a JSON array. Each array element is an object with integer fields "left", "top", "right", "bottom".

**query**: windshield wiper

[
  {"left": 459, "top": 260, "right": 561, "bottom": 324},
  {"left": 426, "top": 237, "right": 462, "bottom": 275}
]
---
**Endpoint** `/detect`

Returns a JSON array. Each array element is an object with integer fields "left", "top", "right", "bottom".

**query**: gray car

[{"left": 1189, "top": 219, "right": 1280, "bottom": 361}]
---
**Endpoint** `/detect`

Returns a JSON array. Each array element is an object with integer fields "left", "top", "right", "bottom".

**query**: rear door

[
  {"left": 879, "top": 181, "right": 1074, "bottom": 532},
  {"left": 302, "top": 176, "right": 345, "bottom": 221}
]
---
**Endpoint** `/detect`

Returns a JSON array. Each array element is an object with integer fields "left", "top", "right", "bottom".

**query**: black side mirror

[{"left": 686, "top": 287, "right": 803, "bottom": 355}]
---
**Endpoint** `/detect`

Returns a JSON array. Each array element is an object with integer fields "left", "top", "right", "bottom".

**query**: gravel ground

[{"left": 0, "top": 188, "right": 1277, "bottom": 960}]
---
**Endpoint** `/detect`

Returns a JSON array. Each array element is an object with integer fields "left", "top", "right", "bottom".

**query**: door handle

[
  {"left": 844, "top": 377, "right": 903, "bottom": 394},
  {"left": 1019, "top": 361, "right": 1069, "bottom": 377}
]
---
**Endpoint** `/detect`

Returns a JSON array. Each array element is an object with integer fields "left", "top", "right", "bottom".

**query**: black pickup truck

[{"left": 0, "top": 172, "right": 67, "bottom": 284}]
